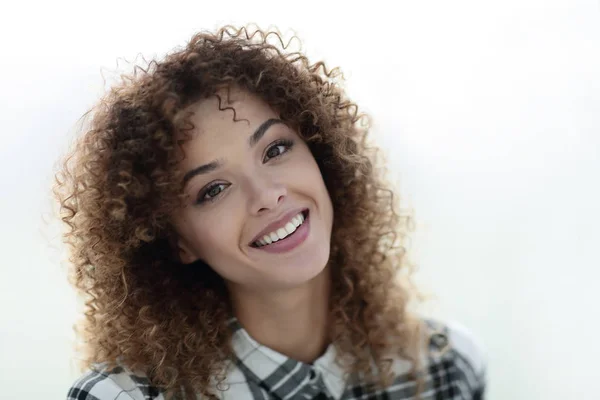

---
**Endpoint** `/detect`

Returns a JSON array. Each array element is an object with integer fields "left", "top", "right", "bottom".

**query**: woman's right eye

[{"left": 196, "top": 183, "right": 228, "bottom": 205}]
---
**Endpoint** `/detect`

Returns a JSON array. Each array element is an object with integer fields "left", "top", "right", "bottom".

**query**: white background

[{"left": 0, "top": 1, "right": 598, "bottom": 398}]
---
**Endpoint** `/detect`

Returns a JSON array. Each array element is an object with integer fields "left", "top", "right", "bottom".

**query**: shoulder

[
  {"left": 423, "top": 318, "right": 487, "bottom": 397},
  {"left": 66, "top": 362, "right": 256, "bottom": 400},
  {"left": 67, "top": 364, "right": 164, "bottom": 400}
]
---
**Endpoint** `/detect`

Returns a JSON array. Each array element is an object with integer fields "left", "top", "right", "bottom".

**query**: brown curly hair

[{"left": 54, "top": 25, "right": 425, "bottom": 399}]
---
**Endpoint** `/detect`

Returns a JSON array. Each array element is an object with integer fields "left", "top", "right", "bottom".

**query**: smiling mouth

[{"left": 249, "top": 210, "right": 309, "bottom": 248}]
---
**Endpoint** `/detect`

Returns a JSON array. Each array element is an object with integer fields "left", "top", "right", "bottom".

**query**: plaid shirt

[{"left": 67, "top": 318, "right": 486, "bottom": 400}]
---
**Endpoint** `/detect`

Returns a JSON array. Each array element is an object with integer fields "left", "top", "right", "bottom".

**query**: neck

[{"left": 228, "top": 266, "right": 331, "bottom": 364}]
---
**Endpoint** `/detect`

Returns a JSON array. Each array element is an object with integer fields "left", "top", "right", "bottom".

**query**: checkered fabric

[{"left": 67, "top": 318, "right": 486, "bottom": 399}]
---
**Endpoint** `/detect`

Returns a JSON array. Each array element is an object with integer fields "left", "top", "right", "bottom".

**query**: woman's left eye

[{"left": 264, "top": 139, "right": 294, "bottom": 162}]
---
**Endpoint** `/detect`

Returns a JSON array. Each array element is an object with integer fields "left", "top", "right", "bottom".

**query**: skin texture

[
  {"left": 173, "top": 88, "right": 333, "bottom": 291},
  {"left": 172, "top": 89, "right": 334, "bottom": 362}
]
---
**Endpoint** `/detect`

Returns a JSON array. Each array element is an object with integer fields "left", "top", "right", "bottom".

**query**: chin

[{"left": 274, "top": 246, "right": 330, "bottom": 289}]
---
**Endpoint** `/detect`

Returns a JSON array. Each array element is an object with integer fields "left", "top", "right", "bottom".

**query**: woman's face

[{"left": 172, "top": 88, "right": 334, "bottom": 292}]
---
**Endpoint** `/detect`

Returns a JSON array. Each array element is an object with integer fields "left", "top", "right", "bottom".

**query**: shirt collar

[{"left": 228, "top": 318, "right": 347, "bottom": 399}]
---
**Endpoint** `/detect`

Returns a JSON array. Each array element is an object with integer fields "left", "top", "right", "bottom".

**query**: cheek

[
  {"left": 188, "top": 209, "right": 242, "bottom": 260},
  {"left": 303, "top": 155, "right": 330, "bottom": 197},
  {"left": 305, "top": 156, "right": 334, "bottom": 224},
  {"left": 293, "top": 150, "right": 322, "bottom": 181}
]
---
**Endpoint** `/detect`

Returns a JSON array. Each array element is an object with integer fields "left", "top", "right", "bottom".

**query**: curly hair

[{"left": 54, "top": 25, "right": 425, "bottom": 399}]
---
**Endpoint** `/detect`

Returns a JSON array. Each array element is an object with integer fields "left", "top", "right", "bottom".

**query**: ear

[{"left": 173, "top": 235, "right": 201, "bottom": 265}]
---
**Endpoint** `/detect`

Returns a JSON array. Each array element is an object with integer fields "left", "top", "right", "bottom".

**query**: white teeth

[
  {"left": 276, "top": 228, "right": 287, "bottom": 240},
  {"left": 254, "top": 212, "right": 306, "bottom": 247},
  {"left": 284, "top": 222, "right": 296, "bottom": 235}
]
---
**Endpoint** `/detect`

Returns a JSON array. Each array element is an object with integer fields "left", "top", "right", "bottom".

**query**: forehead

[
  {"left": 180, "top": 89, "right": 279, "bottom": 163},
  {"left": 191, "top": 89, "right": 275, "bottom": 131}
]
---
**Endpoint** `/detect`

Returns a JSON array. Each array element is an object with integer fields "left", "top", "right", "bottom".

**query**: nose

[{"left": 246, "top": 173, "right": 287, "bottom": 215}]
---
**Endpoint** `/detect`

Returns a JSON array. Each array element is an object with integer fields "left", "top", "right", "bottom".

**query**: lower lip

[{"left": 253, "top": 213, "right": 310, "bottom": 254}]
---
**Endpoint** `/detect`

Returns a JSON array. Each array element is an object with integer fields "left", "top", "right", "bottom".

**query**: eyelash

[{"left": 195, "top": 138, "right": 295, "bottom": 205}]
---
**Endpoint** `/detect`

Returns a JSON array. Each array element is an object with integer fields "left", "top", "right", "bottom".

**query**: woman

[{"left": 57, "top": 26, "right": 486, "bottom": 399}]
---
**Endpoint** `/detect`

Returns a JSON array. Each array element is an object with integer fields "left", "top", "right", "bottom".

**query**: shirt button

[{"left": 431, "top": 332, "right": 450, "bottom": 353}]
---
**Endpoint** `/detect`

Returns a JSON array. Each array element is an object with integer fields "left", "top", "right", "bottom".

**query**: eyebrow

[{"left": 182, "top": 118, "right": 285, "bottom": 187}]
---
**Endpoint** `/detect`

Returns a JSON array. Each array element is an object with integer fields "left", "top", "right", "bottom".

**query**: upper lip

[{"left": 249, "top": 207, "right": 308, "bottom": 245}]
